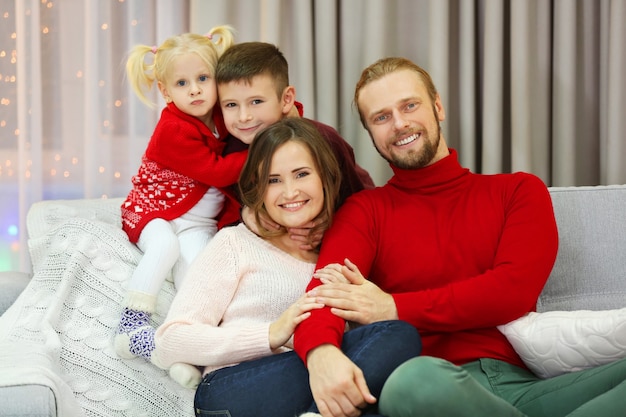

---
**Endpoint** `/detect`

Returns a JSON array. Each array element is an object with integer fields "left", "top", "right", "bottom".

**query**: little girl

[{"left": 115, "top": 26, "right": 247, "bottom": 365}]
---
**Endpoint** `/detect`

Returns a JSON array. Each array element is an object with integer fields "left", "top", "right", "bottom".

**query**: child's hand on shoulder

[{"left": 241, "top": 205, "right": 281, "bottom": 234}]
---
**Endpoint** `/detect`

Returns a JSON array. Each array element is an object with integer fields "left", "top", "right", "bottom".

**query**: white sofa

[{"left": 1, "top": 184, "right": 625, "bottom": 416}]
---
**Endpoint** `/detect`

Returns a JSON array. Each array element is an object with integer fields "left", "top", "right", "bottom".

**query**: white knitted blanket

[{"left": 0, "top": 198, "right": 194, "bottom": 417}]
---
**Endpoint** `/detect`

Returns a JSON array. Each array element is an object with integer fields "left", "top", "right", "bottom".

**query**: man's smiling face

[{"left": 358, "top": 69, "right": 447, "bottom": 169}]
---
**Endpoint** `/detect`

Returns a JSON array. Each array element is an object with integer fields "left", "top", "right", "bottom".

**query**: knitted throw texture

[{"left": 0, "top": 198, "right": 194, "bottom": 417}]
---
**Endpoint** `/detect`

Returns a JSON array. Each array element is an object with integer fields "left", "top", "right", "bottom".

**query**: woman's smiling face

[{"left": 263, "top": 140, "right": 324, "bottom": 229}]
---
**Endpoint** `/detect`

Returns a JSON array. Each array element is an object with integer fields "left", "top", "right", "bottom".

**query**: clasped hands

[
  {"left": 305, "top": 259, "right": 398, "bottom": 417},
  {"left": 270, "top": 258, "right": 397, "bottom": 352},
  {"left": 309, "top": 258, "right": 398, "bottom": 325}
]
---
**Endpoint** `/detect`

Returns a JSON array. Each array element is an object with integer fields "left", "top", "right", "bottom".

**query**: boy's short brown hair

[{"left": 216, "top": 42, "right": 289, "bottom": 98}]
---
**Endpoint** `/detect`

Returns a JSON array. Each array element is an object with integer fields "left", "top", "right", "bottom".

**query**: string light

[
  {"left": 0, "top": 0, "right": 147, "bottom": 181},
  {"left": 1, "top": 0, "right": 152, "bottom": 271}
]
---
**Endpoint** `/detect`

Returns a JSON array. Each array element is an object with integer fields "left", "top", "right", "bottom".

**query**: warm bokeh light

[{"left": 1, "top": 1, "right": 161, "bottom": 271}]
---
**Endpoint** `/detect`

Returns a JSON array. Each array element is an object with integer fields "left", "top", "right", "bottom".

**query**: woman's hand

[
  {"left": 269, "top": 294, "right": 324, "bottom": 349},
  {"left": 313, "top": 259, "right": 363, "bottom": 284}
]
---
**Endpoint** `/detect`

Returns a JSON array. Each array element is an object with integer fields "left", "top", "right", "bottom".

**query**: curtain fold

[
  {"left": 14, "top": 0, "right": 43, "bottom": 271},
  {"left": 553, "top": 0, "right": 581, "bottom": 184},
  {"left": 510, "top": 0, "right": 552, "bottom": 180},
  {"left": 1, "top": 0, "right": 624, "bottom": 273},
  {"left": 457, "top": 0, "right": 477, "bottom": 170},
  {"left": 604, "top": 0, "right": 626, "bottom": 185},
  {"left": 481, "top": 0, "right": 505, "bottom": 174}
]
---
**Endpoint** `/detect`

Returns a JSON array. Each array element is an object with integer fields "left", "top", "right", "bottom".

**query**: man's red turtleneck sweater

[{"left": 294, "top": 149, "right": 558, "bottom": 369}]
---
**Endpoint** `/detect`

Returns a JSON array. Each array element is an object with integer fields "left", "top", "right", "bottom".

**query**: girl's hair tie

[
  {"left": 205, "top": 33, "right": 213, "bottom": 40},
  {"left": 151, "top": 45, "right": 157, "bottom": 54}
]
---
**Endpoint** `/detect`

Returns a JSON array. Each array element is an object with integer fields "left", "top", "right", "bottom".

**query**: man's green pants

[{"left": 380, "top": 356, "right": 626, "bottom": 417}]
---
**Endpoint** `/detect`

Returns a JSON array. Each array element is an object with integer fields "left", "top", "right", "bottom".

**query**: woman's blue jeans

[{"left": 194, "top": 320, "right": 421, "bottom": 417}]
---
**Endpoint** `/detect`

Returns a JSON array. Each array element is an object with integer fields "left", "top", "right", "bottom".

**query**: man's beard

[{"left": 375, "top": 124, "right": 441, "bottom": 170}]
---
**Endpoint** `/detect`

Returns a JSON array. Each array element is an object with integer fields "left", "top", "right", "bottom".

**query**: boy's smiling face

[{"left": 218, "top": 74, "right": 296, "bottom": 144}]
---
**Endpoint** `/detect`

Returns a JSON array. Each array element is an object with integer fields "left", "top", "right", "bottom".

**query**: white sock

[{"left": 169, "top": 362, "right": 202, "bottom": 389}]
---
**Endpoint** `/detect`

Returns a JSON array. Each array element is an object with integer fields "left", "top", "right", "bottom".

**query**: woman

[{"left": 153, "top": 117, "right": 421, "bottom": 417}]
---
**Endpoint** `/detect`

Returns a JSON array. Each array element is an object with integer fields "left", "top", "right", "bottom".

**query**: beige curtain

[
  {"left": 2, "top": 0, "right": 625, "bottom": 272},
  {"left": 191, "top": 0, "right": 626, "bottom": 186}
]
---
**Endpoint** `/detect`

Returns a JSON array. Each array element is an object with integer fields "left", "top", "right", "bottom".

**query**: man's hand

[
  {"left": 311, "top": 259, "right": 398, "bottom": 324},
  {"left": 307, "top": 344, "right": 376, "bottom": 417}
]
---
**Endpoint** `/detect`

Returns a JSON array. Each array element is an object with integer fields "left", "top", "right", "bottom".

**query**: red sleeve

[
  {"left": 216, "top": 185, "right": 242, "bottom": 229},
  {"left": 293, "top": 195, "right": 378, "bottom": 364},
  {"left": 213, "top": 106, "right": 229, "bottom": 139},
  {"left": 146, "top": 107, "right": 248, "bottom": 188}
]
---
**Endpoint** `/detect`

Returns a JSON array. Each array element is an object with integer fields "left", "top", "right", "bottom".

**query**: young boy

[{"left": 214, "top": 42, "right": 374, "bottom": 235}]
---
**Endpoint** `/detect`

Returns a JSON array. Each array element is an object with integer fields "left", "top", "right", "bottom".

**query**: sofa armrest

[
  {"left": 0, "top": 384, "right": 56, "bottom": 417},
  {"left": 0, "top": 271, "right": 31, "bottom": 316}
]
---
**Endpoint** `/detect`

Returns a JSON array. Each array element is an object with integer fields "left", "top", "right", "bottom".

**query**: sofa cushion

[
  {"left": 498, "top": 308, "right": 626, "bottom": 378},
  {"left": 539, "top": 185, "right": 626, "bottom": 312}
]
